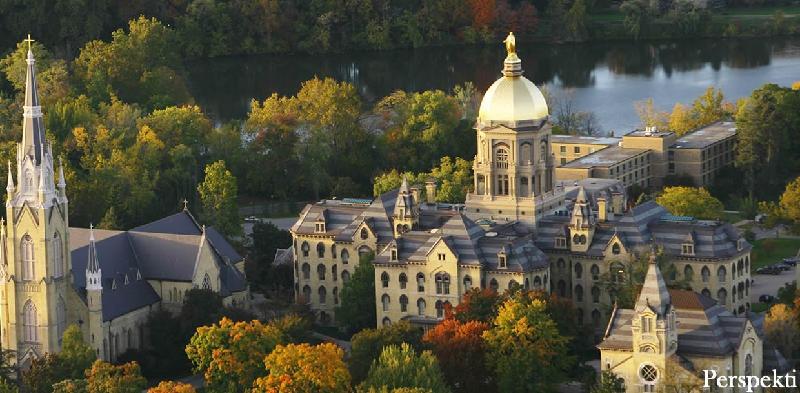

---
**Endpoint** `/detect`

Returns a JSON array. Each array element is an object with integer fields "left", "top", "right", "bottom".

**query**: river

[{"left": 186, "top": 37, "right": 800, "bottom": 134}]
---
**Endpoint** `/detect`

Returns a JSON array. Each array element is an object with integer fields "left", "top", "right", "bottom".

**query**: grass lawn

[
  {"left": 750, "top": 238, "right": 800, "bottom": 270},
  {"left": 720, "top": 6, "right": 800, "bottom": 16}
]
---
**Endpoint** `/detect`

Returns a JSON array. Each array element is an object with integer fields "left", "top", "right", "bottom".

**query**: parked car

[
  {"left": 756, "top": 266, "right": 782, "bottom": 275},
  {"left": 772, "top": 262, "right": 792, "bottom": 271},
  {"left": 759, "top": 294, "right": 776, "bottom": 303},
  {"left": 244, "top": 216, "right": 259, "bottom": 223},
  {"left": 782, "top": 257, "right": 800, "bottom": 266}
]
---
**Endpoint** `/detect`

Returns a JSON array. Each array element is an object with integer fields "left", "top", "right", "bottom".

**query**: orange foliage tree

[
  {"left": 423, "top": 318, "right": 492, "bottom": 393},
  {"left": 252, "top": 343, "right": 350, "bottom": 393},
  {"left": 85, "top": 360, "right": 147, "bottom": 393},
  {"left": 452, "top": 288, "right": 501, "bottom": 323},
  {"left": 469, "top": 0, "right": 497, "bottom": 28},
  {"left": 147, "top": 381, "right": 197, "bottom": 393}
]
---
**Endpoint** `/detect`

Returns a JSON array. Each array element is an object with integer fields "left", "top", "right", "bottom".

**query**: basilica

[
  {"left": 0, "top": 46, "right": 248, "bottom": 367},
  {"left": 290, "top": 33, "right": 787, "bottom": 388}
]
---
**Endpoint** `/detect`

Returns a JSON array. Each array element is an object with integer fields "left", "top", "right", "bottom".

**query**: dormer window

[
  {"left": 360, "top": 227, "right": 369, "bottom": 240},
  {"left": 555, "top": 237, "right": 567, "bottom": 249},
  {"left": 498, "top": 254, "right": 507, "bottom": 269},
  {"left": 612, "top": 243, "right": 621, "bottom": 255},
  {"left": 682, "top": 244, "right": 694, "bottom": 256},
  {"left": 391, "top": 248, "right": 398, "bottom": 261},
  {"left": 641, "top": 316, "right": 652, "bottom": 333},
  {"left": 315, "top": 222, "right": 326, "bottom": 233}
]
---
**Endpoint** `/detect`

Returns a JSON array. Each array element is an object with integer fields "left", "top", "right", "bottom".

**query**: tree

[
  {"left": 591, "top": 371, "right": 626, "bottom": 393},
  {"left": 373, "top": 157, "right": 473, "bottom": 203},
  {"left": 690, "top": 87, "right": 727, "bottom": 127},
  {"left": 85, "top": 360, "right": 147, "bottom": 393},
  {"left": 147, "top": 381, "right": 196, "bottom": 393},
  {"left": 197, "top": 160, "right": 241, "bottom": 238},
  {"left": 765, "top": 304, "right": 798, "bottom": 358},
  {"left": 452, "top": 288, "right": 501, "bottom": 324},
  {"left": 60, "top": 325, "right": 96, "bottom": 380},
  {"left": 349, "top": 322, "right": 423, "bottom": 384},
  {"left": 252, "top": 343, "right": 350, "bottom": 393},
  {"left": 22, "top": 353, "right": 69, "bottom": 393},
  {"left": 336, "top": 253, "right": 377, "bottom": 333},
  {"left": 565, "top": 0, "right": 588, "bottom": 41},
  {"left": 0, "top": 40, "right": 70, "bottom": 108},
  {"left": 483, "top": 295, "right": 570, "bottom": 392},
  {"left": 247, "top": 222, "right": 293, "bottom": 293},
  {"left": 185, "top": 318, "right": 285, "bottom": 393},
  {"left": 52, "top": 379, "right": 86, "bottom": 393},
  {"left": 422, "top": 319, "right": 492, "bottom": 393},
  {"left": 668, "top": 103, "right": 695, "bottom": 135},
  {"left": 655, "top": 187, "right": 724, "bottom": 220},
  {"left": 779, "top": 176, "right": 800, "bottom": 225},
  {"left": 634, "top": 98, "right": 668, "bottom": 129},
  {"left": 359, "top": 344, "right": 450, "bottom": 393},
  {"left": 620, "top": 0, "right": 652, "bottom": 40}
]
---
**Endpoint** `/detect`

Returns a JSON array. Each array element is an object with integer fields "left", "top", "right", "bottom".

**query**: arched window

[
  {"left": 302, "top": 263, "right": 311, "bottom": 279},
  {"left": 557, "top": 280, "right": 566, "bottom": 297},
  {"left": 333, "top": 287, "right": 339, "bottom": 304},
  {"left": 732, "top": 286, "right": 737, "bottom": 302},
  {"left": 717, "top": 288, "right": 728, "bottom": 305},
  {"left": 745, "top": 354, "right": 753, "bottom": 375},
  {"left": 738, "top": 282, "right": 745, "bottom": 299},
  {"left": 400, "top": 295, "right": 408, "bottom": 312},
  {"left": 316, "top": 243, "right": 325, "bottom": 258},
  {"left": 745, "top": 256, "right": 750, "bottom": 271},
  {"left": 640, "top": 364, "right": 658, "bottom": 392},
  {"left": 301, "top": 241, "right": 310, "bottom": 257},
  {"left": 745, "top": 280, "right": 750, "bottom": 296},
  {"left": 318, "top": 286, "right": 327, "bottom": 304},
  {"left": 701, "top": 266, "right": 710, "bottom": 282},
  {"left": 612, "top": 243, "right": 621, "bottom": 255},
  {"left": 732, "top": 263, "right": 736, "bottom": 280},
  {"left": 557, "top": 258, "right": 566, "bottom": 272},
  {"left": 717, "top": 266, "right": 727, "bottom": 283},
  {"left": 23, "top": 300, "right": 37, "bottom": 342},
  {"left": 575, "top": 285, "right": 584, "bottom": 302},
  {"left": 533, "top": 276, "right": 542, "bottom": 289},
  {"left": 341, "top": 249, "right": 350, "bottom": 264},
  {"left": 341, "top": 270, "right": 350, "bottom": 283},
  {"left": 495, "top": 148, "right": 509, "bottom": 169},
  {"left": 22, "top": 235, "right": 34, "bottom": 280},
  {"left": 574, "top": 263, "right": 582, "bottom": 279},
  {"left": 684, "top": 265, "right": 694, "bottom": 281},
  {"left": 610, "top": 262, "right": 625, "bottom": 283},
  {"left": 417, "top": 298, "right": 426, "bottom": 316},
  {"left": 435, "top": 273, "right": 450, "bottom": 295},
  {"left": 399, "top": 273, "right": 408, "bottom": 289},
  {"left": 382, "top": 317, "right": 391, "bottom": 326},
  {"left": 590, "top": 264, "right": 600, "bottom": 280},
  {"left": 591, "top": 286, "right": 600, "bottom": 303},
  {"left": 302, "top": 285, "right": 311, "bottom": 303},
  {"left": 417, "top": 273, "right": 425, "bottom": 292},
  {"left": 382, "top": 294, "right": 390, "bottom": 312},
  {"left": 521, "top": 142, "right": 532, "bottom": 163},
  {"left": 331, "top": 244, "right": 337, "bottom": 259},
  {"left": 317, "top": 264, "right": 326, "bottom": 280},
  {"left": 358, "top": 245, "right": 372, "bottom": 257},
  {"left": 591, "top": 309, "right": 601, "bottom": 327},
  {"left": 701, "top": 288, "right": 711, "bottom": 298},
  {"left": 381, "top": 272, "right": 390, "bottom": 288},
  {"left": 202, "top": 273, "right": 211, "bottom": 290},
  {"left": 489, "top": 278, "right": 499, "bottom": 291},
  {"left": 435, "top": 300, "right": 444, "bottom": 318},
  {"left": 360, "top": 228, "right": 369, "bottom": 240},
  {"left": 524, "top": 278, "right": 530, "bottom": 290},
  {"left": 53, "top": 232, "right": 63, "bottom": 278},
  {"left": 56, "top": 297, "right": 66, "bottom": 340},
  {"left": 332, "top": 265, "right": 338, "bottom": 281}
]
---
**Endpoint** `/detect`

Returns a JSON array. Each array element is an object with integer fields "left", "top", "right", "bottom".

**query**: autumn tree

[
  {"left": 634, "top": 98, "right": 668, "bottom": 129},
  {"left": 358, "top": 344, "right": 450, "bottom": 393},
  {"left": 422, "top": 319, "right": 492, "bottom": 393},
  {"left": 655, "top": 187, "right": 724, "bottom": 220},
  {"left": 469, "top": 0, "right": 496, "bottom": 28},
  {"left": 0, "top": 40, "right": 70, "bottom": 108},
  {"left": 349, "top": 321, "right": 423, "bottom": 384},
  {"left": 185, "top": 318, "right": 285, "bottom": 393},
  {"left": 336, "top": 252, "right": 377, "bottom": 334},
  {"left": 147, "top": 381, "right": 196, "bottom": 393},
  {"left": 197, "top": 160, "right": 241, "bottom": 238},
  {"left": 372, "top": 157, "right": 472, "bottom": 203},
  {"left": 85, "top": 360, "right": 147, "bottom": 393},
  {"left": 252, "top": 343, "right": 350, "bottom": 393},
  {"left": 483, "top": 295, "right": 570, "bottom": 392},
  {"left": 779, "top": 176, "right": 800, "bottom": 226},
  {"left": 452, "top": 288, "right": 502, "bottom": 324},
  {"left": 765, "top": 304, "right": 799, "bottom": 357}
]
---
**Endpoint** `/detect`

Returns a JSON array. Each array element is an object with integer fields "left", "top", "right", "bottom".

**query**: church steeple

[
  {"left": 21, "top": 36, "right": 45, "bottom": 165},
  {"left": 86, "top": 224, "right": 102, "bottom": 291},
  {"left": 635, "top": 253, "right": 671, "bottom": 316},
  {"left": 5, "top": 161, "right": 14, "bottom": 196}
]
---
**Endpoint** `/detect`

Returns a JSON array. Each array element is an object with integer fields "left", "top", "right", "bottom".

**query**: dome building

[{"left": 465, "top": 33, "right": 563, "bottom": 228}]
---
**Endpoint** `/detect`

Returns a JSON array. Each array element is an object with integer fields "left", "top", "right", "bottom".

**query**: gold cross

[{"left": 23, "top": 34, "right": 34, "bottom": 51}]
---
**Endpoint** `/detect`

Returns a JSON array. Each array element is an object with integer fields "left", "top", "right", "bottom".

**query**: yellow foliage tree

[
  {"left": 634, "top": 98, "right": 669, "bottom": 130},
  {"left": 779, "top": 176, "right": 800, "bottom": 224},
  {"left": 85, "top": 360, "right": 147, "bottom": 393},
  {"left": 252, "top": 343, "right": 351, "bottom": 393},
  {"left": 147, "top": 381, "right": 196, "bottom": 393},
  {"left": 765, "top": 304, "right": 798, "bottom": 356},
  {"left": 655, "top": 186, "right": 724, "bottom": 220},
  {"left": 668, "top": 102, "right": 695, "bottom": 135},
  {"left": 792, "top": 81, "right": 800, "bottom": 90}
]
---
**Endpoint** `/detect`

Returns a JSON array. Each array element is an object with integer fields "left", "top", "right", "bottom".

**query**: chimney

[
  {"left": 611, "top": 192, "right": 624, "bottom": 215},
  {"left": 425, "top": 178, "right": 437, "bottom": 204},
  {"left": 597, "top": 197, "right": 607, "bottom": 222}
]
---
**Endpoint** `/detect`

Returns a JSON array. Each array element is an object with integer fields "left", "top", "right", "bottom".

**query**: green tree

[
  {"left": 655, "top": 186, "right": 724, "bottom": 220},
  {"left": 197, "top": 160, "right": 241, "bottom": 238},
  {"left": 359, "top": 344, "right": 450, "bottom": 393},
  {"left": 247, "top": 222, "right": 292, "bottom": 293},
  {"left": 373, "top": 157, "right": 473, "bottom": 203},
  {"left": 565, "top": 0, "right": 588, "bottom": 41},
  {"left": 483, "top": 295, "right": 570, "bottom": 392},
  {"left": 619, "top": 0, "right": 652, "bottom": 40},
  {"left": 690, "top": 87, "right": 727, "bottom": 127},
  {"left": 349, "top": 322, "right": 423, "bottom": 384},
  {"left": 60, "top": 325, "right": 96, "bottom": 380},
  {"left": 591, "top": 371, "right": 626, "bottom": 393},
  {"left": 335, "top": 253, "right": 377, "bottom": 334},
  {"left": 0, "top": 40, "right": 71, "bottom": 108}
]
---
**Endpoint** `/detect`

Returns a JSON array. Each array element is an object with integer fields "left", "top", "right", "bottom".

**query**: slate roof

[{"left": 70, "top": 211, "right": 246, "bottom": 321}]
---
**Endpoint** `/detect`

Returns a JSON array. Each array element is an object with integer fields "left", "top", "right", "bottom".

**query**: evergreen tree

[{"left": 335, "top": 253, "right": 377, "bottom": 334}]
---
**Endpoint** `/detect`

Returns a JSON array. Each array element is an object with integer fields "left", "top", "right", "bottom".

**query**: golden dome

[{"left": 478, "top": 33, "right": 548, "bottom": 128}]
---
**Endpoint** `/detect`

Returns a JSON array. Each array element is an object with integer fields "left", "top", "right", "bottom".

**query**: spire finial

[
  {"left": 504, "top": 32, "right": 516, "bottom": 57},
  {"left": 6, "top": 160, "right": 14, "bottom": 193},
  {"left": 182, "top": 198, "right": 189, "bottom": 211},
  {"left": 501, "top": 32, "right": 522, "bottom": 77},
  {"left": 89, "top": 223, "right": 94, "bottom": 239},
  {"left": 24, "top": 34, "right": 34, "bottom": 53},
  {"left": 58, "top": 157, "right": 66, "bottom": 189}
]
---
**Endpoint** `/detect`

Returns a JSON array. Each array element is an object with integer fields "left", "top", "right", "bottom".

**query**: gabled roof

[{"left": 635, "top": 255, "right": 671, "bottom": 316}]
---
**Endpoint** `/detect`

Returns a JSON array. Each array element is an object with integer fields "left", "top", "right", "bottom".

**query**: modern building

[
  {"left": 551, "top": 135, "right": 619, "bottom": 166},
  {"left": 598, "top": 254, "right": 788, "bottom": 392},
  {"left": 555, "top": 123, "right": 738, "bottom": 188},
  {"left": 0, "top": 46, "right": 248, "bottom": 367}
]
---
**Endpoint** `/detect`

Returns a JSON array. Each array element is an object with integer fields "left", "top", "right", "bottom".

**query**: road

[
  {"left": 751, "top": 267, "right": 796, "bottom": 302},
  {"left": 243, "top": 217, "right": 297, "bottom": 237}
]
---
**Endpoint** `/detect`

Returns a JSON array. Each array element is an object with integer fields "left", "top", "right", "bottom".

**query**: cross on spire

[
  {"left": 182, "top": 198, "right": 189, "bottom": 211},
  {"left": 24, "top": 34, "right": 34, "bottom": 52}
]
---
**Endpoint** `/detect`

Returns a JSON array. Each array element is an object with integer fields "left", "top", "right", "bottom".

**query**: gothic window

[
  {"left": 381, "top": 272, "right": 390, "bottom": 288},
  {"left": 640, "top": 364, "right": 658, "bottom": 392},
  {"left": 317, "top": 243, "right": 325, "bottom": 258},
  {"left": 341, "top": 249, "right": 350, "bottom": 264},
  {"left": 574, "top": 263, "right": 582, "bottom": 279},
  {"left": 717, "top": 288, "right": 728, "bottom": 305},
  {"left": 610, "top": 263, "right": 626, "bottom": 283},
  {"left": 399, "top": 273, "right": 407, "bottom": 289},
  {"left": 331, "top": 244, "right": 337, "bottom": 259},
  {"left": 591, "top": 286, "right": 600, "bottom": 303},
  {"left": 524, "top": 277, "right": 530, "bottom": 290},
  {"left": 557, "top": 280, "right": 566, "bottom": 297},
  {"left": 382, "top": 317, "right": 391, "bottom": 326},
  {"left": 358, "top": 245, "right": 372, "bottom": 257},
  {"left": 302, "top": 263, "right": 310, "bottom": 280},
  {"left": 417, "top": 298, "right": 426, "bottom": 316},
  {"left": 732, "top": 262, "right": 736, "bottom": 280},
  {"left": 435, "top": 273, "right": 450, "bottom": 294},
  {"left": 417, "top": 273, "right": 425, "bottom": 292},
  {"left": 400, "top": 295, "right": 408, "bottom": 312},
  {"left": 476, "top": 175, "right": 486, "bottom": 195},
  {"left": 489, "top": 278, "right": 499, "bottom": 291},
  {"left": 53, "top": 232, "right": 63, "bottom": 278},
  {"left": 318, "top": 286, "right": 327, "bottom": 304},
  {"left": 56, "top": 297, "right": 66, "bottom": 340},
  {"left": 202, "top": 273, "right": 211, "bottom": 290},
  {"left": 301, "top": 242, "right": 309, "bottom": 257},
  {"left": 382, "top": 294, "right": 390, "bottom": 312},
  {"left": 333, "top": 287, "right": 339, "bottom": 304},
  {"left": 738, "top": 282, "right": 744, "bottom": 299},
  {"left": 360, "top": 228, "right": 369, "bottom": 240},
  {"left": 701, "top": 288, "right": 711, "bottom": 298},
  {"left": 23, "top": 300, "right": 37, "bottom": 342},
  {"left": 612, "top": 243, "right": 621, "bottom": 255},
  {"left": 745, "top": 280, "right": 750, "bottom": 296},
  {"left": 498, "top": 255, "right": 507, "bottom": 269},
  {"left": 701, "top": 266, "right": 710, "bottom": 282},
  {"left": 435, "top": 300, "right": 444, "bottom": 318},
  {"left": 22, "top": 235, "right": 34, "bottom": 280},
  {"left": 495, "top": 148, "right": 509, "bottom": 169},
  {"left": 737, "top": 259, "right": 743, "bottom": 277},
  {"left": 717, "top": 266, "right": 727, "bottom": 283},
  {"left": 641, "top": 316, "right": 652, "bottom": 333},
  {"left": 591, "top": 309, "right": 601, "bottom": 327},
  {"left": 557, "top": 259, "right": 566, "bottom": 272},
  {"left": 332, "top": 265, "right": 338, "bottom": 281},
  {"left": 341, "top": 270, "right": 350, "bottom": 283},
  {"left": 25, "top": 169, "right": 33, "bottom": 189},
  {"left": 684, "top": 265, "right": 694, "bottom": 281},
  {"left": 575, "top": 285, "right": 584, "bottom": 302},
  {"left": 317, "top": 264, "right": 326, "bottom": 280},
  {"left": 591, "top": 264, "right": 600, "bottom": 280},
  {"left": 533, "top": 276, "right": 542, "bottom": 289},
  {"left": 745, "top": 354, "right": 753, "bottom": 375}
]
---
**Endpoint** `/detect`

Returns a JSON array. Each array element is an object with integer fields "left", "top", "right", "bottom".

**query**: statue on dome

[{"left": 504, "top": 32, "right": 516, "bottom": 56}]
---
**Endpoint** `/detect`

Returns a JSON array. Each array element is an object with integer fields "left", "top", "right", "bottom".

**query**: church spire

[
  {"left": 5, "top": 161, "right": 14, "bottom": 195},
  {"left": 21, "top": 35, "right": 45, "bottom": 165},
  {"left": 635, "top": 252, "right": 671, "bottom": 316},
  {"left": 86, "top": 224, "right": 102, "bottom": 291},
  {"left": 57, "top": 158, "right": 66, "bottom": 189}
]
